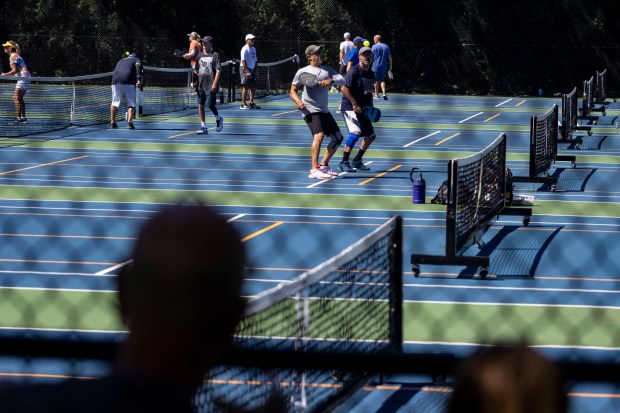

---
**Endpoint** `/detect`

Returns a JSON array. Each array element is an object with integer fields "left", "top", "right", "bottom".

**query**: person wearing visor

[
  {"left": 290, "top": 45, "right": 346, "bottom": 179},
  {"left": 1, "top": 40, "right": 31, "bottom": 124}
]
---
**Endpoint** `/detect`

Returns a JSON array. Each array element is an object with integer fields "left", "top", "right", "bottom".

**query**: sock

[
  {"left": 353, "top": 149, "right": 366, "bottom": 162},
  {"left": 342, "top": 151, "right": 351, "bottom": 162},
  {"left": 201, "top": 122, "right": 206, "bottom": 128}
]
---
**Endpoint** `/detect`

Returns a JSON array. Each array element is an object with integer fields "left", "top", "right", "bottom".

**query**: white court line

[
  {"left": 406, "top": 299, "right": 620, "bottom": 311},
  {"left": 495, "top": 98, "right": 512, "bottom": 107},
  {"left": 406, "top": 283, "right": 620, "bottom": 295},
  {"left": 227, "top": 213, "right": 246, "bottom": 222},
  {"left": 403, "top": 131, "right": 441, "bottom": 147},
  {"left": 95, "top": 259, "right": 132, "bottom": 276},
  {"left": 458, "top": 112, "right": 484, "bottom": 123}
]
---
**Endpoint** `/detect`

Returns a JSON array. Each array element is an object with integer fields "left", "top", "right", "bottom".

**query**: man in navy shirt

[
  {"left": 338, "top": 46, "right": 377, "bottom": 172},
  {"left": 110, "top": 52, "right": 142, "bottom": 129}
]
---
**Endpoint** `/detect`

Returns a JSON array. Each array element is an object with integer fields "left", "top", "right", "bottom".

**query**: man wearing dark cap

[
  {"left": 338, "top": 46, "right": 377, "bottom": 172},
  {"left": 345, "top": 36, "right": 366, "bottom": 73},
  {"left": 193, "top": 36, "right": 223, "bottom": 135},
  {"left": 290, "top": 44, "right": 346, "bottom": 179}
]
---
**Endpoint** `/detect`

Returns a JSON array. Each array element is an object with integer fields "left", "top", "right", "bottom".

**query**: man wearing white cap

[
  {"left": 339, "top": 32, "right": 354, "bottom": 75},
  {"left": 240, "top": 34, "right": 260, "bottom": 109}
]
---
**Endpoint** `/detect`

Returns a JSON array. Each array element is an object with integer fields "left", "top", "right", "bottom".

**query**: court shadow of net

[
  {"left": 536, "top": 167, "right": 596, "bottom": 192},
  {"left": 565, "top": 135, "right": 608, "bottom": 150},
  {"left": 459, "top": 225, "right": 562, "bottom": 279}
]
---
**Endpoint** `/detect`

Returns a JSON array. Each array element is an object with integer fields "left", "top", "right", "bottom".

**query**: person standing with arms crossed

[
  {"left": 290, "top": 45, "right": 346, "bottom": 179},
  {"left": 239, "top": 34, "right": 260, "bottom": 110},
  {"left": 193, "top": 36, "right": 224, "bottom": 135},
  {"left": 1, "top": 40, "right": 31, "bottom": 124},
  {"left": 110, "top": 52, "right": 142, "bottom": 129},
  {"left": 371, "top": 34, "right": 393, "bottom": 100},
  {"left": 338, "top": 46, "right": 376, "bottom": 172}
]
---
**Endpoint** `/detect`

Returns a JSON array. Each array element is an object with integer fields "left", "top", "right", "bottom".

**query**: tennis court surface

[{"left": 0, "top": 79, "right": 619, "bottom": 412}]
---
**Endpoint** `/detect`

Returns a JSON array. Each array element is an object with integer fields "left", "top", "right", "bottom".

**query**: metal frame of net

[
  {"left": 195, "top": 215, "right": 403, "bottom": 412},
  {"left": 411, "top": 134, "right": 531, "bottom": 278}
]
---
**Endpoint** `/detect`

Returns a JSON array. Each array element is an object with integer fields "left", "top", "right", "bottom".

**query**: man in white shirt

[
  {"left": 339, "top": 32, "right": 354, "bottom": 75},
  {"left": 239, "top": 34, "right": 260, "bottom": 109}
]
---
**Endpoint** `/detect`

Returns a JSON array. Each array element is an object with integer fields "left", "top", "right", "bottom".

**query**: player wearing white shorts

[{"left": 110, "top": 52, "right": 142, "bottom": 129}]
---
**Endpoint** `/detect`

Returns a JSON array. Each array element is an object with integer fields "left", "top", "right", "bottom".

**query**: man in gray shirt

[{"left": 290, "top": 45, "right": 346, "bottom": 179}]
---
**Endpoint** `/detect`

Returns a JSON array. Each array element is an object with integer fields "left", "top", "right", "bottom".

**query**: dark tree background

[{"left": 1, "top": 0, "right": 618, "bottom": 95}]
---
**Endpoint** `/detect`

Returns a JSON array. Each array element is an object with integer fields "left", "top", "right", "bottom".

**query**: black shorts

[{"left": 303, "top": 112, "right": 341, "bottom": 136}]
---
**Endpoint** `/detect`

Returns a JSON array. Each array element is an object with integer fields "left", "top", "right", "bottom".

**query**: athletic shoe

[
  {"left": 126, "top": 122, "right": 135, "bottom": 130},
  {"left": 249, "top": 102, "right": 261, "bottom": 109},
  {"left": 383, "top": 95, "right": 388, "bottom": 100},
  {"left": 240, "top": 104, "right": 249, "bottom": 110},
  {"left": 215, "top": 116, "right": 223, "bottom": 132},
  {"left": 14, "top": 118, "right": 21, "bottom": 124},
  {"left": 18, "top": 118, "right": 27, "bottom": 124},
  {"left": 351, "top": 159, "right": 370, "bottom": 171},
  {"left": 319, "top": 164, "right": 338, "bottom": 177},
  {"left": 373, "top": 94, "right": 380, "bottom": 100},
  {"left": 308, "top": 166, "right": 332, "bottom": 179},
  {"left": 197, "top": 126, "right": 208, "bottom": 135},
  {"left": 337, "top": 161, "right": 355, "bottom": 173},
  {"left": 110, "top": 122, "right": 118, "bottom": 129}
]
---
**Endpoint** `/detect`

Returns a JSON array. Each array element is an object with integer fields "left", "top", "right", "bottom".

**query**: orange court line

[
  {"left": 515, "top": 99, "right": 527, "bottom": 106},
  {"left": 0, "top": 156, "right": 88, "bottom": 175},
  {"left": 435, "top": 133, "right": 460, "bottom": 146},
  {"left": 242, "top": 221, "right": 284, "bottom": 242},
  {"left": 271, "top": 109, "right": 299, "bottom": 117},
  {"left": 483, "top": 113, "right": 501, "bottom": 122},
  {"left": 359, "top": 165, "right": 402, "bottom": 186}
]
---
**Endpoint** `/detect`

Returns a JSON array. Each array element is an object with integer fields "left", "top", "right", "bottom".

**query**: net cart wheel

[
  {"left": 602, "top": 109, "right": 606, "bottom": 116},
  {"left": 476, "top": 239, "right": 485, "bottom": 249},
  {"left": 479, "top": 267, "right": 488, "bottom": 279},
  {"left": 588, "top": 130, "right": 593, "bottom": 136},
  {"left": 412, "top": 264, "right": 420, "bottom": 277},
  {"left": 523, "top": 216, "right": 531, "bottom": 227},
  {"left": 575, "top": 142, "right": 582, "bottom": 149},
  {"left": 550, "top": 184, "right": 557, "bottom": 192},
  {"left": 571, "top": 161, "right": 576, "bottom": 169},
  {"left": 432, "top": 374, "right": 446, "bottom": 385}
]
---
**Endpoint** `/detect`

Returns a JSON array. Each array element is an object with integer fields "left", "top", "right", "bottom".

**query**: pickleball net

[
  {"left": 411, "top": 134, "right": 531, "bottom": 278},
  {"left": 0, "top": 66, "right": 194, "bottom": 138},
  {"left": 196, "top": 215, "right": 403, "bottom": 412}
]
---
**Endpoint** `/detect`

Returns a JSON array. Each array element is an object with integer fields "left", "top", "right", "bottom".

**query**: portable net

[
  {"left": 449, "top": 133, "right": 507, "bottom": 255},
  {"left": 561, "top": 87, "right": 578, "bottom": 141},
  {"left": 529, "top": 104, "right": 559, "bottom": 178},
  {"left": 0, "top": 66, "right": 193, "bottom": 138},
  {"left": 196, "top": 216, "right": 403, "bottom": 412},
  {"left": 594, "top": 69, "right": 607, "bottom": 103},
  {"left": 581, "top": 76, "right": 595, "bottom": 117}
]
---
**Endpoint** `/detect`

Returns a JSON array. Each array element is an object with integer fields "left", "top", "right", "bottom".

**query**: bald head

[{"left": 374, "top": 35, "right": 382, "bottom": 44}]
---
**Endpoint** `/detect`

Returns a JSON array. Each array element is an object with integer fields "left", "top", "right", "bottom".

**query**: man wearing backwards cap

[
  {"left": 337, "top": 46, "right": 376, "bottom": 172},
  {"left": 290, "top": 44, "right": 346, "bottom": 179},
  {"left": 339, "top": 32, "right": 354, "bottom": 75},
  {"left": 345, "top": 36, "right": 366, "bottom": 73},
  {"left": 183, "top": 32, "right": 202, "bottom": 69}
]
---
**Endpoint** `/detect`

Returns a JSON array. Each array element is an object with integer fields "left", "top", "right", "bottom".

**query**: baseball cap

[
  {"left": 344, "top": 32, "right": 351, "bottom": 38},
  {"left": 305, "top": 44, "right": 324, "bottom": 55},
  {"left": 353, "top": 36, "right": 365, "bottom": 44},
  {"left": 245, "top": 34, "right": 256, "bottom": 40},
  {"left": 358, "top": 46, "right": 372, "bottom": 55},
  {"left": 202, "top": 36, "right": 214, "bottom": 44},
  {"left": 187, "top": 32, "right": 200, "bottom": 39}
]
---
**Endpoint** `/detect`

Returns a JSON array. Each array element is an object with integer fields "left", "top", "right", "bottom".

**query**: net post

[
  {"left": 528, "top": 114, "right": 537, "bottom": 178},
  {"left": 70, "top": 80, "right": 76, "bottom": 125},
  {"left": 445, "top": 159, "right": 458, "bottom": 257},
  {"left": 231, "top": 60, "right": 236, "bottom": 103},
  {"left": 388, "top": 215, "right": 403, "bottom": 353},
  {"left": 267, "top": 66, "right": 271, "bottom": 94}
]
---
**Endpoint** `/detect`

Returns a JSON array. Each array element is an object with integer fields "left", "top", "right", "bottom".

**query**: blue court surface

[{"left": 0, "top": 92, "right": 619, "bottom": 412}]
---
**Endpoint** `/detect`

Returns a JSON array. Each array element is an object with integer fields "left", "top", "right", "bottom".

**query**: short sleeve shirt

[
  {"left": 9, "top": 53, "right": 30, "bottom": 77},
  {"left": 240, "top": 45, "right": 257, "bottom": 70},
  {"left": 371, "top": 43, "right": 391, "bottom": 72},
  {"left": 340, "top": 40, "right": 354, "bottom": 65},
  {"left": 292, "top": 65, "right": 339, "bottom": 114},
  {"left": 195, "top": 51, "right": 221, "bottom": 92},
  {"left": 111, "top": 56, "right": 141, "bottom": 85},
  {"left": 340, "top": 64, "right": 375, "bottom": 112},
  {"left": 188, "top": 40, "right": 202, "bottom": 67}
]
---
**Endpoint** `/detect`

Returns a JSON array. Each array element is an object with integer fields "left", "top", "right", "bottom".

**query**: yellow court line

[
  {"left": 483, "top": 113, "right": 501, "bottom": 122},
  {"left": 242, "top": 221, "right": 284, "bottom": 242},
  {"left": 0, "top": 156, "right": 88, "bottom": 175},
  {"left": 271, "top": 109, "right": 299, "bottom": 117},
  {"left": 359, "top": 165, "right": 402, "bottom": 186},
  {"left": 435, "top": 133, "right": 460, "bottom": 146},
  {"left": 168, "top": 130, "right": 202, "bottom": 139},
  {"left": 515, "top": 99, "right": 527, "bottom": 107}
]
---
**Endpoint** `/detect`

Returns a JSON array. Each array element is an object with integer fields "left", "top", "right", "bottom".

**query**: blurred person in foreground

[
  {"left": 0, "top": 202, "right": 248, "bottom": 412},
  {"left": 447, "top": 343, "right": 568, "bottom": 413}
]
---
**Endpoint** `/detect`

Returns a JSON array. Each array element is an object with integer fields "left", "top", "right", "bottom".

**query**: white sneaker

[
  {"left": 319, "top": 164, "right": 338, "bottom": 176},
  {"left": 215, "top": 116, "right": 224, "bottom": 132},
  {"left": 197, "top": 126, "right": 208, "bottom": 135},
  {"left": 308, "top": 166, "right": 332, "bottom": 179}
]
